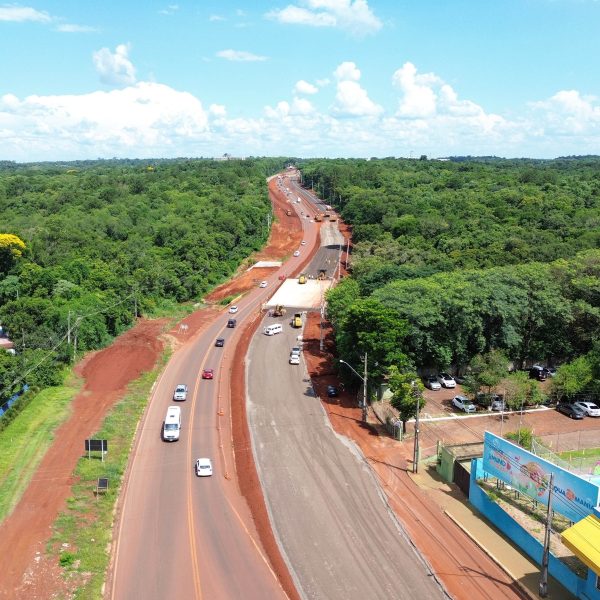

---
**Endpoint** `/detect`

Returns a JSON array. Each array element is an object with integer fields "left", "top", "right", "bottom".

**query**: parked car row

[
  {"left": 424, "top": 373, "right": 456, "bottom": 389},
  {"left": 557, "top": 401, "right": 600, "bottom": 419}
]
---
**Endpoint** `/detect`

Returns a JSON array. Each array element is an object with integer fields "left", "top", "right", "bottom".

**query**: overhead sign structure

[{"left": 482, "top": 431, "right": 600, "bottom": 524}]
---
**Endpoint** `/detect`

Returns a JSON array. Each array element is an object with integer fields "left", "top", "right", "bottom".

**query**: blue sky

[{"left": 1, "top": 0, "right": 599, "bottom": 161}]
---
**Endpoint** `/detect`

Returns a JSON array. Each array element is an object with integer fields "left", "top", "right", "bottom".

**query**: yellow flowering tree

[{"left": 0, "top": 234, "right": 26, "bottom": 274}]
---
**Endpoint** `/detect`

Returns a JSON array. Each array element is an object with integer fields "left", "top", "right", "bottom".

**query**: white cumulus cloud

[
  {"left": 209, "top": 103, "right": 227, "bottom": 118},
  {"left": 93, "top": 44, "right": 136, "bottom": 86},
  {"left": 0, "top": 6, "right": 50, "bottom": 22},
  {"left": 216, "top": 49, "right": 268, "bottom": 62},
  {"left": 529, "top": 90, "right": 600, "bottom": 135},
  {"left": 266, "top": 0, "right": 382, "bottom": 36},
  {"left": 333, "top": 61, "right": 382, "bottom": 116},
  {"left": 0, "top": 83, "right": 209, "bottom": 160},
  {"left": 294, "top": 80, "right": 318, "bottom": 95}
]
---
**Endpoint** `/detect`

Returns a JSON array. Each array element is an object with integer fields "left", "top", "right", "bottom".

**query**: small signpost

[
  {"left": 85, "top": 439, "right": 108, "bottom": 462},
  {"left": 95, "top": 477, "right": 109, "bottom": 495}
]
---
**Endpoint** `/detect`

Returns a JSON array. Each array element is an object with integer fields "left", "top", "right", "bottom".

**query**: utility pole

[
  {"left": 67, "top": 310, "right": 71, "bottom": 345},
  {"left": 72, "top": 316, "right": 82, "bottom": 363},
  {"left": 539, "top": 473, "right": 554, "bottom": 598},
  {"left": 319, "top": 290, "right": 325, "bottom": 352},
  {"left": 413, "top": 382, "right": 421, "bottom": 474},
  {"left": 362, "top": 352, "right": 368, "bottom": 423}
]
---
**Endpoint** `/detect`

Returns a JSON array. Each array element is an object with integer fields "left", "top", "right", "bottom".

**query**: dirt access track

[{"left": 0, "top": 177, "right": 304, "bottom": 599}]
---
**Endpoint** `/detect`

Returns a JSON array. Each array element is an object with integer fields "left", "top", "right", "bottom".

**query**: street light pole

[
  {"left": 539, "top": 473, "right": 554, "bottom": 598},
  {"left": 363, "top": 352, "right": 368, "bottom": 423},
  {"left": 339, "top": 357, "right": 368, "bottom": 423},
  {"left": 412, "top": 382, "right": 420, "bottom": 474}
]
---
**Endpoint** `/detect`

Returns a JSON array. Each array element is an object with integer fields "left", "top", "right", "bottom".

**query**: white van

[
  {"left": 163, "top": 406, "right": 181, "bottom": 441},
  {"left": 263, "top": 323, "right": 283, "bottom": 336}
]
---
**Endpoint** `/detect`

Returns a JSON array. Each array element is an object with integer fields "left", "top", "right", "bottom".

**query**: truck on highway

[{"left": 292, "top": 313, "right": 302, "bottom": 328}]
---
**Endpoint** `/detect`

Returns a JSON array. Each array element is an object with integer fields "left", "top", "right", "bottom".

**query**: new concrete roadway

[{"left": 246, "top": 182, "right": 446, "bottom": 599}]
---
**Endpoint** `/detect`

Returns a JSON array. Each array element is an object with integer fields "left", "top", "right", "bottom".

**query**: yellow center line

[{"left": 187, "top": 351, "right": 211, "bottom": 600}]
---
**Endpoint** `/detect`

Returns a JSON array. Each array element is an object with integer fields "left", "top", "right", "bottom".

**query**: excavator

[
  {"left": 298, "top": 273, "right": 307, "bottom": 284},
  {"left": 273, "top": 305, "right": 286, "bottom": 317},
  {"left": 317, "top": 269, "right": 327, "bottom": 280}
]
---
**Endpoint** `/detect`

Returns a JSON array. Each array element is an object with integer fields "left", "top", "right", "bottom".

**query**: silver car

[
  {"left": 173, "top": 384, "right": 188, "bottom": 401},
  {"left": 452, "top": 395, "right": 476, "bottom": 413},
  {"left": 573, "top": 401, "right": 600, "bottom": 417}
]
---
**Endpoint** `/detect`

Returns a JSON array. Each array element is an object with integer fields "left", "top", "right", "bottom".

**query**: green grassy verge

[
  {"left": 0, "top": 373, "right": 81, "bottom": 522},
  {"left": 49, "top": 350, "right": 170, "bottom": 599},
  {"left": 558, "top": 447, "right": 600, "bottom": 461}
]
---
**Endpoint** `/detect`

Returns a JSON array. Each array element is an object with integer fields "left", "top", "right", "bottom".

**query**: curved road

[{"left": 109, "top": 180, "right": 317, "bottom": 599}]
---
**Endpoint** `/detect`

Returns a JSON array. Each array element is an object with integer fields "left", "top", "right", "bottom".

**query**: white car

[
  {"left": 259, "top": 281, "right": 268, "bottom": 288},
  {"left": 293, "top": 250, "right": 300, "bottom": 257},
  {"left": 228, "top": 305, "right": 238, "bottom": 314},
  {"left": 573, "top": 401, "right": 600, "bottom": 417},
  {"left": 173, "top": 384, "right": 188, "bottom": 401},
  {"left": 289, "top": 354, "right": 300, "bottom": 365},
  {"left": 452, "top": 395, "right": 476, "bottom": 413},
  {"left": 424, "top": 377, "right": 441, "bottom": 391},
  {"left": 290, "top": 346, "right": 301, "bottom": 356},
  {"left": 301, "top": 240, "right": 307, "bottom": 245},
  {"left": 437, "top": 372, "right": 456, "bottom": 388},
  {"left": 195, "top": 458, "right": 213, "bottom": 477}
]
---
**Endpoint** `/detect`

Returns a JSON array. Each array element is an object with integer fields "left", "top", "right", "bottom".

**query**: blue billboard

[{"left": 482, "top": 431, "right": 600, "bottom": 523}]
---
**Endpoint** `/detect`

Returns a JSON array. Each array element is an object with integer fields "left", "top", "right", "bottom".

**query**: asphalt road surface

[
  {"left": 109, "top": 305, "right": 288, "bottom": 600},
  {"left": 108, "top": 182, "right": 321, "bottom": 600}
]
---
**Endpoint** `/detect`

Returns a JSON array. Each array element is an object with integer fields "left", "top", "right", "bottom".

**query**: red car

[{"left": 201, "top": 369, "right": 214, "bottom": 380}]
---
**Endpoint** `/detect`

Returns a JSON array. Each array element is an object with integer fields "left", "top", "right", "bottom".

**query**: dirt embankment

[{"left": 205, "top": 178, "right": 303, "bottom": 303}]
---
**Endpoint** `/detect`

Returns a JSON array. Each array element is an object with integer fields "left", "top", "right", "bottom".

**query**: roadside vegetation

[
  {"left": 0, "top": 158, "right": 286, "bottom": 408},
  {"left": 0, "top": 374, "right": 80, "bottom": 521},
  {"left": 308, "top": 157, "right": 600, "bottom": 415}
]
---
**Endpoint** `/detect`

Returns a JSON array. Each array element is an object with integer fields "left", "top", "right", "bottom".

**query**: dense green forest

[
  {"left": 305, "top": 157, "right": 600, "bottom": 401},
  {"left": 0, "top": 158, "right": 285, "bottom": 408}
]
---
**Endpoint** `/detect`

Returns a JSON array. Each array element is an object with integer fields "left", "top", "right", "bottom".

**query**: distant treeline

[
  {"left": 0, "top": 158, "right": 286, "bottom": 404},
  {"left": 303, "top": 157, "right": 600, "bottom": 387}
]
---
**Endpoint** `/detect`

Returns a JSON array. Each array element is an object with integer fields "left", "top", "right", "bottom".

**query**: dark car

[
  {"left": 327, "top": 385, "right": 338, "bottom": 397},
  {"left": 529, "top": 366, "right": 547, "bottom": 381},
  {"left": 556, "top": 403, "right": 585, "bottom": 419},
  {"left": 215, "top": 338, "right": 225, "bottom": 347},
  {"left": 227, "top": 319, "right": 237, "bottom": 328}
]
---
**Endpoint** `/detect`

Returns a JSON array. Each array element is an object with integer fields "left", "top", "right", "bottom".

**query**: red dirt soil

[{"left": 0, "top": 318, "right": 168, "bottom": 599}]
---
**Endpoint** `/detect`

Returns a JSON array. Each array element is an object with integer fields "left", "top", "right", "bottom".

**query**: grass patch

[
  {"left": 48, "top": 350, "right": 170, "bottom": 599},
  {"left": 558, "top": 447, "right": 600, "bottom": 461},
  {"left": 0, "top": 372, "right": 82, "bottom": 523},
  {"left": 144, "top": 297, "right": 199, "bottom": 320}
]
